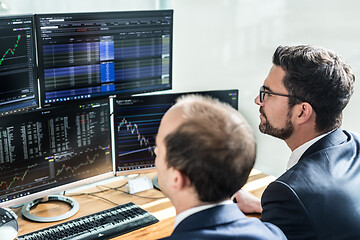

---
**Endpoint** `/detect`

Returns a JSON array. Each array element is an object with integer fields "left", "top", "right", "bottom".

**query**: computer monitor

[
  {"left": 0, "top": 99, "right": 112, "bottom": 221},
  {"left": 114, "top": 89, "right": 239, "bottom": 175},
  {"left": 35, "top": 10, "right": 173, "bottom": 107},
  {"left": 0, "top": 15, "right": 38, "bottom": 116}
]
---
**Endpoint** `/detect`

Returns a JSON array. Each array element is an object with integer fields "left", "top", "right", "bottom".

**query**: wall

[{"left": 3, "top": 0, "right": 360, "bottom": 177}]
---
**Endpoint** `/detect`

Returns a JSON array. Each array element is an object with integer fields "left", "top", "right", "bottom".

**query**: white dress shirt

[
  {"left": 173, "top": 200, "right": 233, "bottom": 229},
  {"left": 287, "top": 131, "right": 332, "bottom": 170}
]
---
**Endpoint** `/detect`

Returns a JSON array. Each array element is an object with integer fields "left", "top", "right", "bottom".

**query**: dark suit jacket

[
  {"left": 261, "top": 129, "right": 360, "bottom": 240},
  {"left": 160, "top": 203, "right": 286, "bottom": 240}
]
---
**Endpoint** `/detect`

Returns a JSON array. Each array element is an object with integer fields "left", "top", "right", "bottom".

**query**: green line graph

[
  {"left": 0, "top": 34, "right": 21, "bottom": 65},
  {"left": 56, "top": 154, "right": 99, "bottom": 176},
  {"left": 0, "top": 163, "right": 37, "bottom": 190}
]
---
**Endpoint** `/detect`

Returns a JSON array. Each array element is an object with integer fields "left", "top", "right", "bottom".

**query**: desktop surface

[
  {"left": 15, "top": 172, "right": 174, "bottom": 239},
  {"left": 15, "top": 169, "right": 272, "bottom": 239}
]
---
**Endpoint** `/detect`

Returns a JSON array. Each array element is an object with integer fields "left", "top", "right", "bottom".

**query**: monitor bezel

[{"left": 0, "top": 172, "right": 114, "bottom": 208}]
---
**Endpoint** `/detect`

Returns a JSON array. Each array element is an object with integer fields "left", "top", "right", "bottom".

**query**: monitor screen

[
  {"left": 0, "top": 15, "right": 38, "bottom": 116},
  {"left": 0, "top": 99, "right": 112, "bottom": 207},
  {"left": 114, "top": 89, "right": 239, "bottom": 174},
  {"left": 35, "top": 10, "right": 173, "bottom": 107}
]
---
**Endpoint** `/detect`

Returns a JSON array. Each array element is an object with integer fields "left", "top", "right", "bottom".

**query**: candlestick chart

[
  {"left": 0, "top": 32, "right": 27, "bottom": 67},
  {"left": 114, "top": 90, "right": 239, "bottom": 173},
  {"left": 115, "top": 101, "right": 172, "bottom": 171}
]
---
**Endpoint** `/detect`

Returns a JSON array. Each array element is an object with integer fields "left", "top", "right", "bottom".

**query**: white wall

[
  {"left": 4, "top": 0, "right": 360, "bottom": 177},
  {"left": 0, "top": 0, "right": 156, "bottom": 13},
  {"left": 170, "top": 0, "right": 360, "bottom": 177}
]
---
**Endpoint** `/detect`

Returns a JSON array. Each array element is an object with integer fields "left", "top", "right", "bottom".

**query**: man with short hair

[
  {"left": 156, "top": 94, "right": 286, "bottom": 240},
  {"left": 234, "top": 45, "right": 360, "bottom": 240}
]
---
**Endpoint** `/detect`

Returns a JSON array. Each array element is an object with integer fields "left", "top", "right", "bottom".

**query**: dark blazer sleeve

[{"left": 261, "top": 180, "right": 316, "bottom": 240}]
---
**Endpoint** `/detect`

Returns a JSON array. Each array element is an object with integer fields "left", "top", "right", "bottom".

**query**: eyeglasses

[{"left": 259, "top": 86, "right": 305, "bottom": 103}]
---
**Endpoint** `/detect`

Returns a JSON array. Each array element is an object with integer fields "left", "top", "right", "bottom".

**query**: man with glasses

[{"left": 234, "top": 45, "right": 360, "bottom": 240}]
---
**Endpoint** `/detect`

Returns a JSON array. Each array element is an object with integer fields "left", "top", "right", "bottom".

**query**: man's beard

[{"left": 259, "top": 107, "right": 294, "bottom": 140}]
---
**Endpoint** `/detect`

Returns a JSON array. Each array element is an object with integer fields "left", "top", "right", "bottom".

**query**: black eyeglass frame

[{"left": 259, "top": 86, "right": 306, "bottom": 103}]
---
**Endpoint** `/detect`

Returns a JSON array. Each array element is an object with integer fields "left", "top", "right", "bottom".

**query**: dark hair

[
  {"left": 164, "top": 95, "right": 256, "bottom": 203},
  {"left": 273, "top": 45, "right": 355, "bottom": 132}
]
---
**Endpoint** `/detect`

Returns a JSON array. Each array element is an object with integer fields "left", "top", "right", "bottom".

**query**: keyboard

[{"left": 18, "top": 202, "right": 159, "bottom": 240}]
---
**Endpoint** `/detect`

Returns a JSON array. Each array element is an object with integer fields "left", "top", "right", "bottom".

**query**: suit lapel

[{"left": 300, "top": 129, "right": 349, "bottom": 161}]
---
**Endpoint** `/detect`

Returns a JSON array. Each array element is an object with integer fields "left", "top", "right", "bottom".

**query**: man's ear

[
  {"left": 171, "top": 168, "right": 190, "bottom": 191},
  {"left": 294, "top": 102, "right": 314, "bottom": 125}
]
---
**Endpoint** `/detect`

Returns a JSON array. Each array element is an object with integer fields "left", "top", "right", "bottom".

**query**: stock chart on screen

[
  {"left": 0, "top": 99, "right": 112, "bottom": 206},
  {"left": 114, "top": 90, "right": 238, "bottom": 174},
  {"left": 0, "top": 15, "right": 38, "bottom": 115}
]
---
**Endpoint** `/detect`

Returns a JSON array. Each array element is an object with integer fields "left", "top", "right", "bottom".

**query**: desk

[{"left": 15, "top": 169, "right": 275, "bottom": 239}]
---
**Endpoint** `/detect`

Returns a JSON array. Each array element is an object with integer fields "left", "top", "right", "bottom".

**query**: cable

[
  {"left": 65, "top": 188, "right": 110, "bottom": 197},
  {"left": 100, "top": 184, "right": 166, "bottom": 200},
  {"left": 64, "top": 175, "right": 165, "bottom": 204},
  {"left": 65, "top": 189, "right": 119, "bottom": 206},
  {"left": 85, "top": 193, "right": 119, "bottom": 206}
]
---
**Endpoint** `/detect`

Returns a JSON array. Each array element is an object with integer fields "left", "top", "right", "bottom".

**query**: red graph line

[
  {"left": 56, "top": 154, "right": 98, "bottom": 176},
  {"left": 118, "top": 118, "right": 154, "bottom": 155},
  {"left": 0, "top": 35, "right": 21, "bottom": 65}
]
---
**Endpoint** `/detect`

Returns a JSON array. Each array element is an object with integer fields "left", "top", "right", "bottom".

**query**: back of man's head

[
  {"left": 164, "top": 94, "right": 256, "bottom": 203},
  {"left": 273, "top": 45, "right": 355, "bottom": 132}
]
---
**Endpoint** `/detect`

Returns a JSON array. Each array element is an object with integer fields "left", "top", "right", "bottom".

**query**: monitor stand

[
  {"left": 21, "top": 195, "right": 79, "bottom": 222},
  {"left": 152, "top": 175, "right": 160, "bottom": 190}
]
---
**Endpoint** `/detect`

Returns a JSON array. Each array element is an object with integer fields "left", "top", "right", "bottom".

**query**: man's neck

[
  {"left": 285, "top": 128, "right": 324, "bottom": 151},
  {"left": 171, "top": 190, "right": 206, "bottom": 215}
]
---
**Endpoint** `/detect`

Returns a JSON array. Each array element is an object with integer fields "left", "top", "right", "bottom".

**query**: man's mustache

[{"left": 260, "top": 107, "right": 267, "bottom": 120}]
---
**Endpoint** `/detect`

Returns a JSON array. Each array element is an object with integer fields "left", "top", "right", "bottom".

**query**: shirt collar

[
  {"left": 287, "top": 131, "right": 332, "bottom": 170},
  {"left": 173, "top": 200, "right": 233, "bottom": 229}
]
